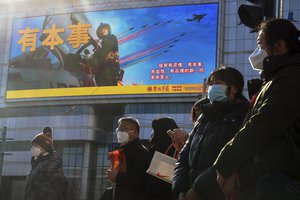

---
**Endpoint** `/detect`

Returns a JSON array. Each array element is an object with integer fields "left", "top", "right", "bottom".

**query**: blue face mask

[{"left": 207, "top": 85, "right": 228, "bottom": 102}]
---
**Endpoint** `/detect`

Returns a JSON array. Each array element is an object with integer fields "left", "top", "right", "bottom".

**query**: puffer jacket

[
  {"left": 172, "top": 98, "right": 249, "bottom": 199},
  {"left": 214, "top": 52, "right": 300, "bottom": 199},
  {"left": 25, "top": 152, "right": 68, "bottom": 200}
]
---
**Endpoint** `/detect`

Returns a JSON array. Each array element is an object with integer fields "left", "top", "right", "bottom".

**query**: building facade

[{"left": 0, "top": 0, "right": 299, "bottom": 199}]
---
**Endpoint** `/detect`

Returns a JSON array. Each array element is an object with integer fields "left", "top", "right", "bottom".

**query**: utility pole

[{"left": 0, "top": 127, "right": 12, "bottom": 200}]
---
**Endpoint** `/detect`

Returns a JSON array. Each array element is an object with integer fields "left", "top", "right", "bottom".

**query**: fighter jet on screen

[
  {"left": 8, "top": 12, "right": 187, "bottom": 90},
  {"left": 186, "top": 14, "right": 207, "bottom": 22}
]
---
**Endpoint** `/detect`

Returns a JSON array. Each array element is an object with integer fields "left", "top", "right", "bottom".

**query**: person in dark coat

[
  {"left": 93, "top": 23, "right": 121, "bottom": 86},
  {"left": 143, "top": 117, "right": 179, "bottom": 200},
  {"left": 215, "top": 19, "right": 300, "bottom": 200},
  {"left": 172, "top": 66, "right": 249, "bottom": 200},
  {"left": 168, "top": 98, "right": 211, "bottom": 154},
  {"left": 25, "top": 126, "right": 68, "bottom": 200},
  {"left": 105, "top": 117, "right": 151, "bottom": 200}
]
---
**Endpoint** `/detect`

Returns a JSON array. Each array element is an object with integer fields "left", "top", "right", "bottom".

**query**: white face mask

[
  {"left": 31, "top": 146, "right": 42, "bottom": 158},
  {"left": 248, "top": 48, "right": 268, "bottom": 71},
  {"left": 117, "top": 131, "right": 129, "bottom": 145}
]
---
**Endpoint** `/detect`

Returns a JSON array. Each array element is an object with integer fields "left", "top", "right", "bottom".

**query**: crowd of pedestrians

[
  {"left": 100, "top": 18, "right": 300, "bottom": 200},
  {"left": 25, "top": 18, "right": 300, "bottom": 200}
]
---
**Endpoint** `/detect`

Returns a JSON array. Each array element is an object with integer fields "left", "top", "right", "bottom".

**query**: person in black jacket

[
  {"left": 172, "top": 66, "right": 249, "bottom": 200},
  {"left": 215, "top": 19, "right": 300, "bottom": 200},
  {"left": 93, "top": 23, "right": 121, "bottom": 86},
  {"left": 104, "top": 117, "right": 151, "bottom": 200},
  {"left": 25, "top": 126, "right": 68, "bottom": 200},
  {"left": 143, "top": 117, "right": 179, "bottom": 200},
  {"left": 170, "top": 98, "right": 210, "bottom": 153}
]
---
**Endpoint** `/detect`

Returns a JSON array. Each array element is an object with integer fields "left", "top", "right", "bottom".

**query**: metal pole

[
  {"left": 0, "top": 126, "right": 7, "bottom": 200},
  {"left": 276, "top": 0, "right": 283, "bottom": 18},
  {"left": 202, "top": 78, "right": 207, "bottom": 98}
]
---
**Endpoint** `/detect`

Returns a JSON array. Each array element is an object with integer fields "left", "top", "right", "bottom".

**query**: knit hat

[{"left": 32, "top": 126, "right": 54, "bottom": 153}]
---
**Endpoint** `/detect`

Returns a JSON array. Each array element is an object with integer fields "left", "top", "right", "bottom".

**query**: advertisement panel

[{"left": 6, "top": 3, "right": 218, "bottom": 99}]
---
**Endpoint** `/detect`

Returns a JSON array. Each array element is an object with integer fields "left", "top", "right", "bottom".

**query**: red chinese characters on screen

[{"left": 147, "top": 85, "right": 170, "bottom": 93}]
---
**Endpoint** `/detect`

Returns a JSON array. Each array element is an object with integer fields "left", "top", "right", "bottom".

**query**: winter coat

[
  {"left": 172, "top": 98, "right": 249, "bottom": 199},
  {"left": 113, "top": 138, "right": 152, "bottom": 200},
  {"left": 214, "top": 52, "right": 300, "bottom": 199},
  {"left": 25, "top": 152, "right": 68, "bottom": 200}
]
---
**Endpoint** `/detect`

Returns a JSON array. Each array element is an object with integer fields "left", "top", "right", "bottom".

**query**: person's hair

[
  {"left": 118, "top": 116, "right": 140, "bottom": 135},
  {"left": 43, "top": 126, "right": 52, "bottom": 135},
  {"left": 96, "top": 23, "right": 111, "bottom": 38},
  {"left": 151, "top": 117, "right": 178, "bottom": 156},
  {"left": 207, "top": 66, "right": 244, "bottom": 95},
  {"left": 259, "top": 18, "right": 300, "bottom": 54}
]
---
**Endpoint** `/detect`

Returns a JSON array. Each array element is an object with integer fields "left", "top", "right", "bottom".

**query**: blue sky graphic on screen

[{"left": 8, "top": 3, "right": 218, "bottom": 90}]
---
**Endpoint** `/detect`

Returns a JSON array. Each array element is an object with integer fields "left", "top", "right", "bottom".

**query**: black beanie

[{"left": 32, "top": 126, "right": 54, "bottom": 153}]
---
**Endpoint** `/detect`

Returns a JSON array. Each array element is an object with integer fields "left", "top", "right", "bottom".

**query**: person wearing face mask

[
  {"left": 247, "top": 31, "right": 267, "bottom": 107},
  {"left": 172, "top": 66, "right": 249, "bottom": 200},
  {"left": 25, "top": 126, "right": 68, "bottom": 200},
  {"left": 103, "top": 117, "right": 151, "bottom": 200},
  {"left": 167, "top": 98, "right": 211, "bottom": 155},
  {"left": 215, "top": 18, "right": 300, "bottom": 200}
]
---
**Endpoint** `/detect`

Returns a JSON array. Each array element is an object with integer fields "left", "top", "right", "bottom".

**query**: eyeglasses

[{"left": 116, "top": 127, "right": 133, "bottom": 132}]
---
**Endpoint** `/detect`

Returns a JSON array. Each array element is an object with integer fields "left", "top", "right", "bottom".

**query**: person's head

[
  {"left": 191, "top": 98, "right": 210, "bottom": 123},
  {"left": 96, "top": 23, "right": 111, "bottom": 38},
  {"left": 249, "top": 19, "right": 300, "bottom": 71},
  {"left": 116, "top": 117, "right": 140, "bottom": 146},
  {"left": 207, "top": 66, "right": 244, "bottom": 103},
  {"left": 31, "top": 126, "right": 54, "bottom": 158},
  {"left": 150, "top": 117, "right": 178, "bottom": 155},
  {"left": 258, "top": 18, "right": 300, "bottom": 56}
]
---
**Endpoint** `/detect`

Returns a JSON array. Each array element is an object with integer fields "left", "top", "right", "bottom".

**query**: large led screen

[{"left": 6, "top": 3, "right": 218, "bottom": 99}]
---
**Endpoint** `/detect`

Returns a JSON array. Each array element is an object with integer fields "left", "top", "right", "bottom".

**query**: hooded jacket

[
  {"left": 214, "top": 52, "right": 300, "bottom": 199},
  {"left": 172, "top": 97, "right": 249, "bottom": 199}
]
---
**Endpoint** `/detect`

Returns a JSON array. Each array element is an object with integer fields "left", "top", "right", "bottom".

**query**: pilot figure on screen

[{"left": 93, "top": 23, "right": 122, "bottom": 86}]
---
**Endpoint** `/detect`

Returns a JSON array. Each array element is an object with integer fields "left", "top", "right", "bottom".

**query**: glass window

[
  {"left": 61, "top": 143, "right": 84, "bottom": 199},
  {"left": 94, "top": 145, "right": 111, "bottom": 198}
]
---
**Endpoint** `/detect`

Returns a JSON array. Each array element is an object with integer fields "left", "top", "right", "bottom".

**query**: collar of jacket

[
  {"left": 263, "top": 52, "right": 300, "bottom": 81},
  {"left": 31, "top": 152, "right": 54, "bottom": 166},
  {"left": 121, "top": 138, "right": 142, "bottom": 152},
  {"left": 201, "top": 98, "right": 247, "bottom": 122}
]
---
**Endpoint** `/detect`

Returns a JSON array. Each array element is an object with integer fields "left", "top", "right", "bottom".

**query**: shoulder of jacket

[
  {"left": 223, "top": 103, "right": 249, "bottom": 123},
  {"left": 277, "top": 64, "right": 300, "bottom": 77}
]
